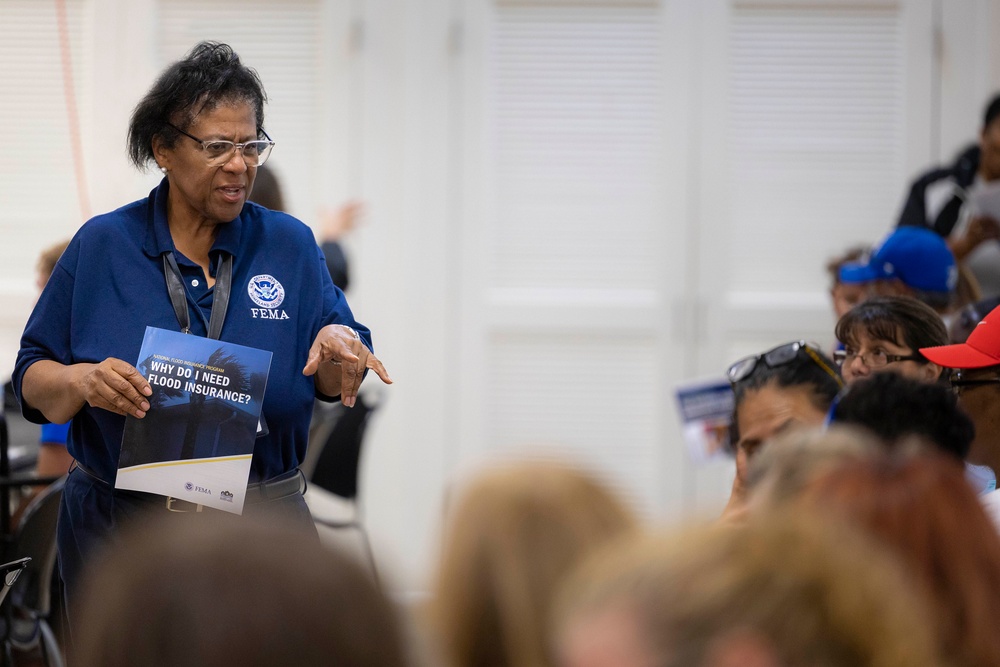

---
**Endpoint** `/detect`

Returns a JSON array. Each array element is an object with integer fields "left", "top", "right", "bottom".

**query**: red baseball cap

[{"left": 921, "top": 304, "right": 1000, "bottom": 369}]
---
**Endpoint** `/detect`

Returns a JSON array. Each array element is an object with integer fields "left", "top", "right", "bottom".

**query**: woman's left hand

[{"left": 302, "top": 324, "right": 392, "bottom": 407}]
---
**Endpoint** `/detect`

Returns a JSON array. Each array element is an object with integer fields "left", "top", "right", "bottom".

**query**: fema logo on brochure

[
  {"left": 248, "top": 274, "right": 285, "bottom": 309},
  {"left": 184, "top": 482, "right": 194, "bottom": 491},
  {"left": 220, "top": 490, "right": 234, "bottom": 503}
]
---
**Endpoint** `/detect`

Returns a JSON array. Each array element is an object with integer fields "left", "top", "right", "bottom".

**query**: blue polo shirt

[{"left": 14, "top": 178, "right": 372, "bottom": 484}]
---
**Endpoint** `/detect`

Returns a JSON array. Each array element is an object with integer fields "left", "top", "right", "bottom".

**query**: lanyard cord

[{"left": 162, "top": 252, "right": 233, "bottom": 340}]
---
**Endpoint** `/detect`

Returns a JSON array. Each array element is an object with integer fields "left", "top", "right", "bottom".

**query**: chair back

[
  {"left": 304, "top": 393, "right": 379, "bottom": 500},
  {"left": 9, "top": 476, "right": 65, "bottom": 616}
]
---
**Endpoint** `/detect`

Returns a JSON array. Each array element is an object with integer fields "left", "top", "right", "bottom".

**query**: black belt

[{"left": 71, "top": 461, "right": 305, "bottom": 512}]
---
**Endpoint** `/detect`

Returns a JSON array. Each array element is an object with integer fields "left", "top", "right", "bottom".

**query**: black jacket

[{"left": 897, "top": 145, "right": 980, "bottom": 237}]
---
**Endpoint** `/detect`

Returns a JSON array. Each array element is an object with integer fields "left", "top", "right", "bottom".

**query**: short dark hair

[
  {"left": 127, "top": 41, "right": 267, "bottom": 170},
  {"left": 985, "top": 92, "right": 1000, "bottom": 129},
  {"left": 730, "top": 346, "right": 842, "bottom": 444},
  {"left": 247, "top": 166, "right": 285, "bottom": 211},
  {"left": 835, "top": 296, "right": 948, "bottom": 361},
  {"left": 831, "top": 372, "right": 973, "bottom": 460}
]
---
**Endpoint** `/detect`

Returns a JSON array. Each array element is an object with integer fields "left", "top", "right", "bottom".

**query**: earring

[{"left": 159, "top": 166, "right": 167, "bottom": 174}]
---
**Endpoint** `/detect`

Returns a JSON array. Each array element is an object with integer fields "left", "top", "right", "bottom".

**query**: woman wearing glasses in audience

[
  {"left": 722, "top": 342, "right": 843, "bottom": 521},
  {"left": 834, "top": 296, "right": 947, "bottom": 385},
  {"left": 12, "top": 42, "right": 391, "bottom": 616}
]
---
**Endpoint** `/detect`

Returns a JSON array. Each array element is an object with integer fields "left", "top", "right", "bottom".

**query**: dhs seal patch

[
  {"left": 248, "top": 274, "right": 290, "bottom": 321},
  {"left": 248, "top": 275, "right": 285, "bottom": 309}
]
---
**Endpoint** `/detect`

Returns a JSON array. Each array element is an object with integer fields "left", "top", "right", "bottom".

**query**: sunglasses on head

[{"left": 727, "top": 340, "right": 844, "bottom": 388}]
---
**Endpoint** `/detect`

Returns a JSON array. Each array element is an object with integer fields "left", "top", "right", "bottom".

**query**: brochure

[
  {"left": 116, "top": 326, "right": 272, "bottom": 514},
  {"left": 674, "top": 377, "right": 734, "bottom": 463}
]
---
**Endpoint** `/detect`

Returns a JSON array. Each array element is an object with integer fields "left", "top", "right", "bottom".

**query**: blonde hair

[
  {"left": 428, "top": 460, "right": 637, "bottom": 667},
  {"left": 745, "top": 425, "right": 879, "bottom": 508},
  {"left": 556, "top": 510, "right": 938, "bottom": 667}
]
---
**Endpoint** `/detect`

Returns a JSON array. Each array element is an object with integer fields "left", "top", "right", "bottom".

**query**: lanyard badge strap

[{"left": 162, "top": 252, "right": 233, "bottom": 340}]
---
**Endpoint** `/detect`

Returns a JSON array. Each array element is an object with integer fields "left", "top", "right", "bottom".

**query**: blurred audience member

[
  {"left": 14, "top": 239, "right": 75, "bottom": 524},
  {"left": 948, "top": 294, "right": 1000, "bottom": 344},
  {"left": 554, "top": 510, "right": 936, "bottom": 667},
  {"left": 318, "top": 199, "right": 363, "bottom": 292},
  {"left": 922, "top": 302, "right": 1000, "bottom": 514},
  {"left": 830, "top": 373, "right": 973, "bottom": 463},
  {"left": 825, "top": 245, "right": 868, "bottom": 321},
  {"left": 798, "top": 454, "right": 1000, "bottom": 667},
  {"left": 839, "top": 227, "right": 958, "bottom": 314},
  {"left": 722, "top": 341, "right": 842, "bottom": 521},
  {"left": 248, "top": 166, "right": 360, "bottom": 292},
  {"left": 744, "top": 426, "right": 878, "bottom": 510},
  {"left": 427, "top": 460, "right": 637, "bottom": 667},
  {"left": 833, "top": 296, "right": 947, "bottom": 385},
  {"left": 922, "top": 303, "right": 1000, "bottom": 475},
  {"left": 34, "top": 240, "right": 70, "bottom": 294},
  {"left": 73, "top": 515, "right": 407, "bottom": 667},
  {"left": 898, "top": 93, "right": 1000, "bottom": 298}
]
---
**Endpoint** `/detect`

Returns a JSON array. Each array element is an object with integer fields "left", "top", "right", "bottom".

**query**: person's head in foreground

[
  {"left": 72, "top": 516, "right": 407, "bottom": 667},
  {"left": 553, "top": 509, "right": 937, "bottom": 667},
  {"left": 839, "top": 227, "right": 957, "bottom": 313},
  {"left": 796, "top": 453, "right": 1000, "bottom": 667},
  {"left": 723, "top": 341, "right": 842, "bottom": 518},
  {"left": 428, "top": 460, "right": 638, "bottom": 667},
  {"left": 833, "top": 296, "right": 947, "bottom": 385},
  {"left": 921, "top": 302, "right": 1000, "bottom": 474},
  {"left": 829, "top": 372, "right": 973, "bottom": 462},
  {"left": 742, "top": 425, "right": 879, "bottom": 510}
]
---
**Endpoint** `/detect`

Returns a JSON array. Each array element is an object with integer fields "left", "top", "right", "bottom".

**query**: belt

[{"left": 71, "top": 461, "right": 305, "bottom": 512}]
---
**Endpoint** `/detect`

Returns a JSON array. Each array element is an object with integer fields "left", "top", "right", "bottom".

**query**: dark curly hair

[
  {"left": 126, "top": 41, "right": 267, "bottom": 170},
  {"left": 831, "top": 372, "right": 973, "bottom": 461}
]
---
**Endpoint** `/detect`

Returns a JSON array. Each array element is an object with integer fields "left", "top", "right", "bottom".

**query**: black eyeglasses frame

[
  {"left": 727, "top": 340, "right": 843, "bottom": 389},
  {"left": 832, "top": 349, "right": 925, "bottom": 368}
]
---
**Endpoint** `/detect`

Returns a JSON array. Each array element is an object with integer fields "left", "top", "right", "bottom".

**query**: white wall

[{"left": 1, "top": 0, "right": 998, "bottom": 594}]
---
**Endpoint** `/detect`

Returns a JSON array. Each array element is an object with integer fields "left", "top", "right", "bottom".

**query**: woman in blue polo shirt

[{"left": 12, "top": 42, "right": 391, "bottom": 611}]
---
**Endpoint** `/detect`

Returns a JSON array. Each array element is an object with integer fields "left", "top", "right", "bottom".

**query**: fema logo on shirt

[
  {"left": 248, "top": 274, "right": 285, "bottom": 308},
  {"left": 248, "top": 274, "right": 290, "bottom": 321}
]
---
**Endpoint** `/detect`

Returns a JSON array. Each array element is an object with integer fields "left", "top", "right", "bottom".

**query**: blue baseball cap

[{"left": 839, "top": 227, "right": 957, "bottom": 294}]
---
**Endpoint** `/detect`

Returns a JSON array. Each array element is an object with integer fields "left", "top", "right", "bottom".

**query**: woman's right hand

[{"left": 75, "top": 358, "right": 152, "bottom": 419}]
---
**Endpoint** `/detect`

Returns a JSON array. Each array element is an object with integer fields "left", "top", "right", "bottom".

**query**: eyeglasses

[
  {"left": 949, "top": 370, "right": 1000, "bottom": 395},
  {"left": 727, "top": 341, "right": 843, "bottom": 388},
  {"left": 832, "top": 349, "right": 924, "bottom": 369},
  {"left": 166, "top": 123, "right": 275, "bottom": 167}
]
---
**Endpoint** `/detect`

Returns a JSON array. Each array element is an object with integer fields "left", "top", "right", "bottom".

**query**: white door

[
  {"left": 455, "top": 0, "right": 939, "bottom": 518},
  {"left": 455, "top": 0, "right": 692, "bottom": 517}
]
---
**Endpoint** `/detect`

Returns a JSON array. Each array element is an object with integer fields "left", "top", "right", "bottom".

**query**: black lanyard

[{"left": 162, "top": 251, "right": 233, "bottom": 340}]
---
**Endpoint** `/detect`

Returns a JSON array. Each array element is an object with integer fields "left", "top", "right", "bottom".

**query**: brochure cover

[
  {"left": 116, "top": 326, "right": 272, "bottom": 514},
  {"left": 674, "top": 378, "right": 734, "bottom": 463}
]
